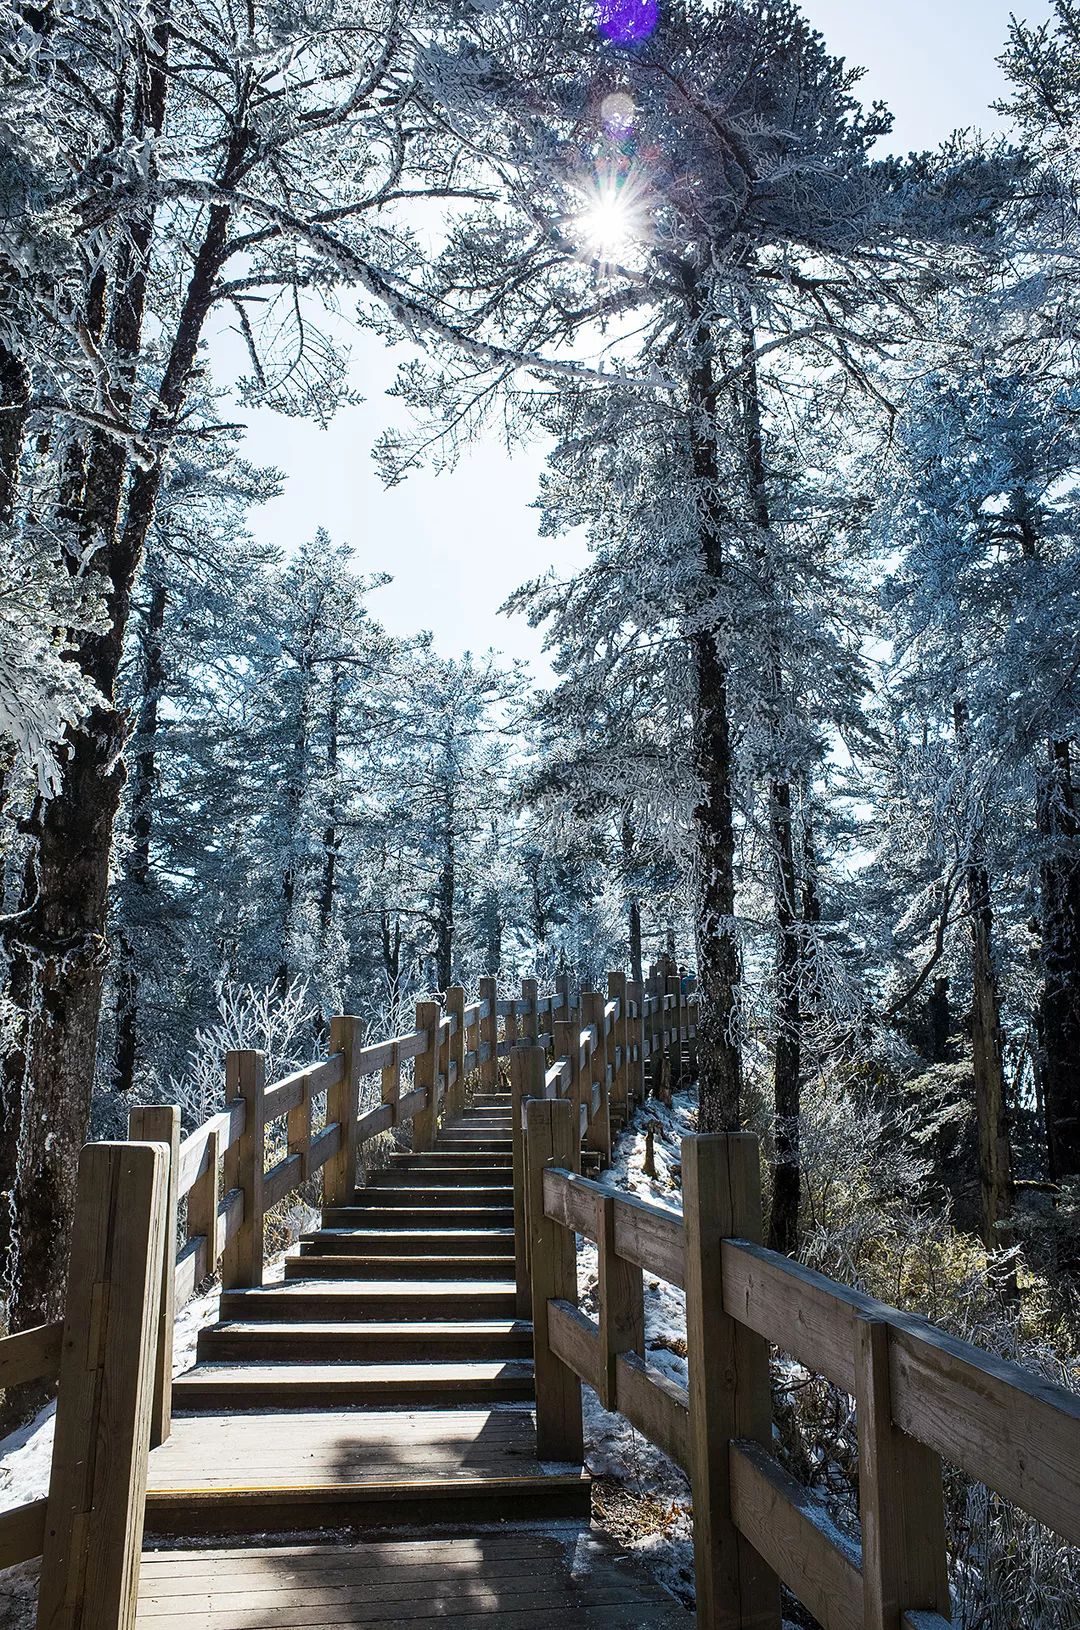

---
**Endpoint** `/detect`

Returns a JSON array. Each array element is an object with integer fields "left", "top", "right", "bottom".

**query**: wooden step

[
  {"left": 299, "top": 1229, "right": 515, "bottom": 1257},
  {"left": 436, "top": 1136, "right": 513, "bottom": 1151},
  {"left": 135, "top": 1528, "right": 692, "bottom": 1628},
  {"left": 371, "top": 1166, "right": 513, "bottom": 1187},
  {"left": 284, "top": 1254, "right": 515, "bottom": 1281},
  {"left": 388, "top": 1151, "right": 512, "bottom": 1168},
  {"left": 348, "top": 1186, "right": 514, "bottom": 1207},
  {"left": 144, "top": 1408, "right": 589, "bottom": 1536},
  {"left": 172, "top": 1358, "right": 535, "bottom": 1410},
  {"left": 198, "top": 1319, "right": 534, "bottom": 1364},
  {"left": 219, "top": 1280, "right": 518, "bottom": 1321},
  {"left": 328, "top": 1205, "right": 515, "bottom": 1229}
]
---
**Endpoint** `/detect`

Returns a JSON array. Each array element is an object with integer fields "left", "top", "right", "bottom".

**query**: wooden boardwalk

[{"left": 137, "top": 1091, "right": 690, "bottom": 1627}]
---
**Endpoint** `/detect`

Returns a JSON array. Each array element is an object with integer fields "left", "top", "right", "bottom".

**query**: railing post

[
  {"left": 221, "top": 1049, "right": 266, "bottom": 1290},
  {"left": 37, "top": 1141, "right": 168, "bottom": 1630},
  {"left": 687, "top": 984, "right": 699, "bottom": 1080},
  {"left": 555, "top": 971, "right": 571, "bottom": 1020},
  {"left": 510, "top": 1044, "right": 545, "bottom": 1317},
  {"left": 682, "top": 1133, "right": 780, "bottom": 1630},
  {"left": 668, "top": 973, "right": 684, "bottom": 1091},
  {"left": 607, "top": 971, "right": 629, "bottom": 1126},
  {"left": 187, "top": 1119, "right": 221, "bottom": 1277},
  {"left": 381, "top": 1039, "right": 401, "bottom": 1130},
  {"left": 524, "top": 1096, "right": 583, "bottom": 1463},
  {"left": 325, "top": 1016, "right": 361, "bottom": 1206},
  {"left": 553, "top": 1015, "right": 582, "bottom": 1173},
  {"left": 628, "top": 979, "right": 645, "bottom": 1104},
  {"left": 127, "top": 1105, "right": 179, "bottom": 1449},
  {"left": 582, "top": 989, "right": 611, "bottom": 1163},
  {"left": 479, "top": 975, "right": 499, "bottom": 1097},
  {"left": 855, "top": 1317, "right": 950, "bottom": 1630},
  {"left": 595, "top": 1191, "right": 644, "bottom": 1409},
  {"left": 446, "top": 985, "right": 466, "bottom": 1116},
  {"left": 413, "top": 999, "right": 439, "bottom": 1151},
  {"left": 288, "top": 1064, "right": 313, "bottom": 1192},
  {"left": 521, "top": 976, "right": 538, "bottom": 1045}
]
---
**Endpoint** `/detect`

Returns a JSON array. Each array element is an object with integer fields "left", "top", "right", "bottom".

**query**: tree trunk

[
  {"left": 686, "top": 282, "right": 744, "bottom": 1132},
  {"left": 768, "top": 778, "right": 802, "bottom": 1255},
  {"left": 968, "top": 856, "right": 1014, "bottom": 1248},
  {"left": 279, "top": 646, "right": 313, "bottom": 991},
  {"left": 319, "top": 667, "right": 341, "bottom": 940},
  {"left": 1038, "top": 738, "right": 1080, "bottom": 1178},
  {"left": 434, "top": 761, "right": 455, "bottom": 991},
  {"left": 0, "top": 77, "right": 241, "bottom": 1352},
  {"left": 114, "top": 577, "right": 168, "bottom": 1095}
]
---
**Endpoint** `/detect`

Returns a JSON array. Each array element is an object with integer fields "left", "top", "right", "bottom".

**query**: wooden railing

[
  {"left": 0, "top": 1141, "right": 169, "bottom": 1628},
  {"left": 523, "top": 1108, "right": 1080, "bottom": 1630},
  {"left": 0, "top": 961, "right": 692, "bottom": 1624}
]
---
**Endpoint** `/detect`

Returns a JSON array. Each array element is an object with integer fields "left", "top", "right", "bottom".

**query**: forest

[{"left": 1, "top": 0, "right": 1079, "bottom": 1621}]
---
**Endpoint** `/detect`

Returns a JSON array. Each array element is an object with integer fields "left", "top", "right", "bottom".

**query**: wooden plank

[
  {"left": 608, "top": 972, "right": 629, "bottom": 1117},
  {"left": 263, "top": 1054, "right": 343, "bottom": 1120},
  {"left": 683, "top": 1135, "right": 779, "bottom": 1630},
  {"left": 627, "top": 981, "right": 645, "bottom": 1103},
  {"left": 38, "top": 1141, "right": 168, "bottom": 1630},
  {"left": 357, "top": 1102, "right": 395, "bottom": 1146},
  {"left": 176, "top": 1108, "right": 237, "bottom": 1198},
  {"left": 723, "top": 1238, "right": 1080, "bottom": 1546},
  {"left": 525, "top": 1097, "right": 583, "bottom": 1463},
  {"left": 613, "top": 1192, "right": 685, "bottom": 1287},
  {"left": 729, "top": 1440, "right": 862, "bottom": 1630},
  {"left": 521, "top": 977, "right": 538, "bottom": 1045},
  {"left": 174, "top": 1235, "right": 207, "bottom": 1311},
  {"left": 0, "top": 1320, "right": 62, "bottom": 1391},
  {"left": 413, "top": 1003, "right": 439, "bottom": 1153},
  {"left": 553, "top": 1018, "right": 581, "bottom": 1172},
  {"left": 396, "top": 1086, "right": 426, "bottom": 1124},
  {"left": 583, "top": 992, "right": 611, "bottom": 1161},
  {"left": 547, "top": 1300, "right": 603, "bottom": 1391},
  {"left": 596, "top": 1190, "right": 644, "bottom": 1408},
  {"left": 308, "top": 1120, "right": 341, "bottom": 1175},
  {"left": 0, "top": 1497, "right": 46, "bottom": 1569},
  {"left": 615, "top": 1352, "right": 690, "bottom": 1473},
  {"left": 128, "top": 1104, "right": 180, "bottom": 1448},
  {"left": 262, "top": 1152, "right": 304, "bottom": 1211},
  {"left": 185, "top": 1119, "right": 221, "bottom": 1287},
  {"left": 446, "top": 986, "right": 466, "bottom": 1117},
  {"left": 221, "top": 1050, "right": 266, "bottom": 1291},
  {"left": 856, "top": 1316, "right": 949, "bottom": 1630},
  {"left": 324, "top": 1017, "right": 361, "bottom": 1207},
  {"left": 510, "top": 1047, "right": 544, "bottom": 1318}
]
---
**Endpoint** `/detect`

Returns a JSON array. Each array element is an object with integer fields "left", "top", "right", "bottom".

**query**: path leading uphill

[{"left": 135, "top": 1089, "right": 690, "bottom": 1628}]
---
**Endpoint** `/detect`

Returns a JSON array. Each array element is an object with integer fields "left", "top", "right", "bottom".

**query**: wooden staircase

[{"left": 145, "top": 1090, "right": 592, "bottom": 1538}]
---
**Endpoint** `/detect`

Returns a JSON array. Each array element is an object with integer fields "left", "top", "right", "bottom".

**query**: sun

[{"left": 578, "top": 185, "right": 634, "bottom": 256}]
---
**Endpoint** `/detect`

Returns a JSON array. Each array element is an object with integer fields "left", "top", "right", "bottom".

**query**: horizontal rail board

[
  {"left": 176, "top": 1104, "right": 242, "bottom": 1197},
  {"left": 0, "top": 1320, "right": 63, "bottom": 1392},
  {"left": 548, "top": 1300, "right": 603, "bottom": 1392},
  {"left": 262, "top": 1054, "right": 343, "bottom": 1120},
  {"left": 356, "top": 1102, "right": 394, "bottom": 1144},
  {"left": 262, "top": 1152, "right": 303, "bottom": 1211},
  {"left": 542, "top": 1168, "right": 685, "bottom": 1287},
  {"left": 723, "top": 1240, "right": 1080, "bottom": 1546},
  {"left": 174, "top": 1234, "right": 207, "bottom": 1308},
  {"left": 307, "top": 1120, "right": 341, "bottom": 1174},
  {"left": 615, "top": 1351, "right": 690, "bottom": 1473},
  {"left": 396, "top": 1086, "right": 426, "bottom": 1123},
  {"left": 0, "top": 1497, "right": 46, "bottom": 1569},
  {"left": 730, "top": 1440, "right": 862, "bottom": 1630}
]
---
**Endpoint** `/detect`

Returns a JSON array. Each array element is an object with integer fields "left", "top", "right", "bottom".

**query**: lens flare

[
  {"left": 596, "top": 0, "right": 659, "bottom": 45},
  {"left": 600, "top": 91, "right": 636, "bottom": 141},
  {"left": 579, "top": 185, "right": 632, "bottom": 255}
]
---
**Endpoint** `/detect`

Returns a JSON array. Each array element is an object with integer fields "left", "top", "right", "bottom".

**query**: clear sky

[{"left": 215, "top": 0, "right": 1052, "bottom": 670}]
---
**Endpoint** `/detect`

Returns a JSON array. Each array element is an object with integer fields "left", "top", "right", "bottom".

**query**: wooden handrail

[{"left": 529, "top": 1127, "right": 1080, "bottom": 1630}]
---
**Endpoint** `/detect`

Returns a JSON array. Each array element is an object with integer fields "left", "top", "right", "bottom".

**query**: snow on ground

[{"left": 575, "top": 1090, "right": 698, "bottom": 1607}]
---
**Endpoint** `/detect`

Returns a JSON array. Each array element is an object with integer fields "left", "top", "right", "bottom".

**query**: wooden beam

[
  {"left": 856, "top": 1316, "right": 950, "bottom": 1630},
  {"left": 412, "top": 1002, "right": 439, "bottom": 1153},
  {"left": 0, "top": 1322, "right": 62, "bottom": 1393},
  {"left": 221, "top": 1050, "right": 266, "bottom": 1290},
  {"left": 324, "top": 1016, "right": 361, "bottom": 1207},
  {"left": 595, "top": 1191, "right": 644, "bottom": 1410},
  {"left": 479, "top": 976, "right": 499, "bottom": 1098},
  {"left": 525, "top": 1096, "right": 583, "bottom": 1465},
  {"left": 37, "top": 1141, "right": 168, "bottom": 1630},
  {"left": 128, "top": 1103, "right": 179, "bottom": 1447},
  {"left": 510, "top": 1045, "right": 545, "bottom": 1318},
  {"left": 445, "top": 986, "right": 466, "bottom": 1116},
  {"left": 683, "top": 1134, "right": 780, "bottom": 1630},
  {"left": 185, "top": 1119, "right": 221, "bottom": 1291},
  {"left": 729, "top": 1439, "right": 862, "bottom": 1630}
]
